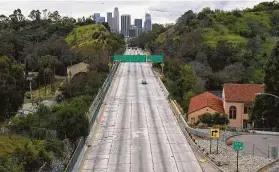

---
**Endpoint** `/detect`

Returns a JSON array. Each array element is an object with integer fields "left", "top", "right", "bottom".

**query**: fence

[{"left": 64, "top": 62, "right": 119, "bottom": 172}]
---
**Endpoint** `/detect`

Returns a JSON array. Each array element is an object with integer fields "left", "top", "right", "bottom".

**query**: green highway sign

[
  {"left": 147, "top": 55, "right": 163, "bottom": 63},
  {"left": 232, "top": 141, "right": 244, "bottom": 151},
  {"left": 113, "top": 55, "right": 163, "bottom": 63},
  {"left": 113, "top": 55, "right": 146, "bottom": 62}
]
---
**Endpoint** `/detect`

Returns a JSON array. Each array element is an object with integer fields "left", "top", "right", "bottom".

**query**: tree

[
  {"left": 0, "top": 154, "right": 23, "bottom": 172},
  {"left": 0, "top": 56, "right": 25, "bottom": 119},
  {"left": 38, "top": 55, "right": 58, "bottom": 94},
  {"left": 55, "top": 101, "right": 89, "bottom": 142},
  {"left": 200, "top": 113, "right": 229, "bottom": 126},
  {"left": 252, "top": 41, "right": 279, "bottom": 128}
]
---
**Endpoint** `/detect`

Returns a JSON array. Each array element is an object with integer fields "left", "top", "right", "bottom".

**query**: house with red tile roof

[
  {"left": 188, "top": 92, "right": 225, "bottom": 124},
  {"left": 222, "top": 84, "right": 264, "bottom": 128}
]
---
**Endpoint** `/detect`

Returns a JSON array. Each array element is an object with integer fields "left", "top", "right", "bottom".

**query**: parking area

[{"left": 232, "top": 134, "right": 279, "bottom": 158}]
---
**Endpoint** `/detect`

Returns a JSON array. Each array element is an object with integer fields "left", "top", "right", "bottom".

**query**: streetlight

[
  {"left": 255, "top": 93, "right": 279, "bottom": 130},
  {"left": 255, "top": 93, "right": 279, "bottom": 99}
]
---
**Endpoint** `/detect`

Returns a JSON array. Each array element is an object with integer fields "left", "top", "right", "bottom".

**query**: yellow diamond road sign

[
  {"left": 108, "top": 63, "right": 112, "bottom": 67},
  {"left": 209, "top": 128, "right": 220, "bottom": 138},
  {"left": 160, "top": 63, "right": 164, "bottom": 67}
]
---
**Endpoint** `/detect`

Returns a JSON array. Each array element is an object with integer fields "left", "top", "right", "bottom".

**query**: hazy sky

[{"left": 0, "top": 0, "right": 269, "bottom": 24}]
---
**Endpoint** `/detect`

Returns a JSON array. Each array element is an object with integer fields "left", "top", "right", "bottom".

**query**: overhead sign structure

[
  {"left": 209, "top": 128, "right": 220, "bottom": 138},
  {"left": 147, "top": 55, "right": 163, "bottom": 63},
  {"left": 232, "top": 141, "right": 244, "bottom": 151},
  {"left": 113, "top": 55, "right": 163, "bottom": 63},
  {"left": 113, "top": 55, "right": 146, "bottom": 62}
]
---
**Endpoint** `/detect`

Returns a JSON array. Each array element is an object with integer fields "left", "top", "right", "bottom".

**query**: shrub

[
  {"left": 200, "top": 112, "right": 229, "bottom": 126},
  {"left": 197, "top": 122, "right": 208, "bottom": 129}
]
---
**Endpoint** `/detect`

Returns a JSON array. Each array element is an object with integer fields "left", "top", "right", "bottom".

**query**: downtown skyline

[{"left": 0, "top": 1, "right": 267, "bottom": 24}]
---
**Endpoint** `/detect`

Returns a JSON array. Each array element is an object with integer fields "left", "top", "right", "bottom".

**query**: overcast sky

[{"left": 0, "top": 0, "right": 269, "bottom": 24}]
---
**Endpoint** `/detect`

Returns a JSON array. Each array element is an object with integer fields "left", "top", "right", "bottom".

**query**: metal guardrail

[{"left": 64, "top": 63, "right": 119, "bottom": 172}]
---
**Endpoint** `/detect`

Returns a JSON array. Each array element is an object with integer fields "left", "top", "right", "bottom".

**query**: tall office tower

[
  {"left": 134, "top": 19, "right": 142, "bottom": 34},
  {"left": 129, "top": 25, "right": 139, "bottom": 38},
  {"left": 107, "top": 12, "right": 113, "bottom": 30},
  {"left": 93, "top": 13, "right": 101, "bottom": 23},
  {"left": 121, "top": 14, "right": 131, "bottom": 37},
  {"left": 144, "top": 13, "right": 152, "bottom": 32},
  {"left": 99, "top": 17, "right": 105, "bottom": 23},
  {"left": 113, "top": 7, "right": 119, "bottom": 32}
]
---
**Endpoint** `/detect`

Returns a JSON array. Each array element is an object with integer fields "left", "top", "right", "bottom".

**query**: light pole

[
  {"left": 255, "top": 93, "right": 279, "bottom": 100},
  {"left": 27, "top": 74, "right": 33, "bottom": 103},
  {"left": 255, "top": 93, "right": 279, "bottom": 130}
]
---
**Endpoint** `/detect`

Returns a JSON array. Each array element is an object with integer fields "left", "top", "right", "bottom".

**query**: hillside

[
  {"left": 139, "top": 2, "right": 279, "bottom": 90},
  {"left": 66, "top": 24, "right": 125, "bottom": 55},
  {"left": 134, "top": 1, "right": 279, "bottom": 111}
]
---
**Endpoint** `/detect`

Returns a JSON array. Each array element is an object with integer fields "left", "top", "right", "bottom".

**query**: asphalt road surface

[
  {"left": 81, "top": 48, "right": 202, "bottom": 172},
  {"left": 232, "top": 134, "right": 279, "bottom": 158}
]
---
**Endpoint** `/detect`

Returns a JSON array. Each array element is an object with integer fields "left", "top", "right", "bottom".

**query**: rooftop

[
  {"left": 223, "top": 84, "right": 264, "bottom": 102},
  {"left": 188, "top": 92, "right": 224, "bottom": 114}
]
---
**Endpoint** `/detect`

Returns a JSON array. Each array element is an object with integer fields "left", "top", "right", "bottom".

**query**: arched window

[{"left": 229, "top": 106, "right": 237, "bottom": 119}]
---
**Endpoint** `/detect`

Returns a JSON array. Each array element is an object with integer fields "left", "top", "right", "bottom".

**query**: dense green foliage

[
  {"left": 9, "top": 96, "right": 90, "bottom": 141},
  {"left": 0, "top": 9, "right": 125, "bottom": 120},
  {"left": 199, "top": 113, "right": 229, "bottom": 126},
  {"left": 138, "top": 2, "right": 279, "bottom": 115},
  {"left": 161, "top": 62, "right": 205, "bottom": 111},
  {"left": 0, "top": 8, "right": 125, "bottom": 171},
  {"left": 0, "top": 56, "right": 25, "bottom": 119},
  {"left": 251, "top": 41, "right": 279, "bottom": 129},
  {"left": 0, "top": 135, "right": 63, "bottom": 172},
  {"left": 138, "top": 2, "right": 279, "bottom": 91}
]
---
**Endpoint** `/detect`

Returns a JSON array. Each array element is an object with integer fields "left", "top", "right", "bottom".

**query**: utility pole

[
  {"left": 27, "top": 74, "right": 33, "bottom": 103},
  {"left": 73, "top": 29, "right": 77, "bottom": 66}
]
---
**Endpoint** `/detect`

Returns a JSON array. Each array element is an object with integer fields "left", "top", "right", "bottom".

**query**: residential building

[
  {"left": 107, "top": 12, "right": 113, "bottom": 30},
  {"left": 188, "top": 92, "right": 225, "bottom": 124},
  {"left": 121, "top": 14, "right": 131, "bottom": 37},
  {"left": 134, "top": 19, "right": 142, "bottom": 34},
  {"left": 222, "top": 84, "right": 264, "bottom": 128},
  {"left": 129, "top": 25, "right": 138, "bottom": 38},
  {"left": 144, "top": 13, "right": 152, "bottom": 32},
  {"left": 113, "top": 7, "right": 119, "bottom": 32}
]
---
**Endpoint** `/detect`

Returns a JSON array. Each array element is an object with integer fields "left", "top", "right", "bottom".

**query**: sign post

[
  {"left": 108, "top": 62, "right": 112, "bottom": 72},
  {"left": 160, "top": 63, "right": 164, "bottom": 74},
  {"left": 209, "top": 128, "right": 220, "bottom": 154},
  {"left": 232, "top": 141, "right": 244, "bottom": 172}
]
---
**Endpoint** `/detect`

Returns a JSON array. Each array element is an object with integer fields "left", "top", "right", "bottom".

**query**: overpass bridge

[
  {"left": 76, "top": 48, "right": 202, "bottom": 172},
  {"left": 67, "top": 62, "right": 89, "bottom": 81}
]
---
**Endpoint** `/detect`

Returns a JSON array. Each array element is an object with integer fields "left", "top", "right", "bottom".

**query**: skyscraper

[
  {"left": 134, "top": 19, "right": 143, "bottom": 35},
  {"left": 129, "top": 25, "right": 138, "bottom": 38},
  {"left": 107, "top": 12, "right": 113, "bottom": 30},
  {"left": 99, "top": 17, "right": 105, "bottom": 23},
  {"left": 113, "top": 7, "right": 119, "bottom": 33},
  {"left": 134, "top": 19, "right": 142, "bottom": 29},
  {"left": 144, "top": 13, "right": 152, "bottom": 32},
  {"left": 121, "top": 14, "right": 131, "bottom": 37},
  {"left": 93, "top": 13, "right": 101, "bottom": 23}
]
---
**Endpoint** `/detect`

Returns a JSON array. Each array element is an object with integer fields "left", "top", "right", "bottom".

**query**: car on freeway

[{"left": 141, "top": 80, "right": 147, "bottom": 85}]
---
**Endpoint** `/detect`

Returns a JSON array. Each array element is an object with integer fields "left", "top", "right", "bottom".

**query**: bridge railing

[{"left": 64, "top": 63, "right": 119, "bottom": 172}]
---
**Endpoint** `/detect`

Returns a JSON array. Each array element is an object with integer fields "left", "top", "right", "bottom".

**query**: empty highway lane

[{"left": 80, "top": 49, "right": 202, "bottom": 172}]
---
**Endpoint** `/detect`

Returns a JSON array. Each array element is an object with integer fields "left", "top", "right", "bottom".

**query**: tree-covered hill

[
  {"left": 138, "top": 1, "right": 279, "bottom": 90},
  {"left": 0, "top": 9, "right": 125, "bottom": 120}
]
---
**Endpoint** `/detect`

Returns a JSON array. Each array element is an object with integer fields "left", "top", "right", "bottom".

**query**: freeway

[{"left": 80, "top": 48, "right": 202, "bottom": 172}]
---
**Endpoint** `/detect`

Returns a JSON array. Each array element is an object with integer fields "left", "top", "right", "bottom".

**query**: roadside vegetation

[
  {"left": 0, "top": 8, "right": 125, "bottom": 171},
  {"left": 136, "top": 1, "right": 279, "bottom": 128}
]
